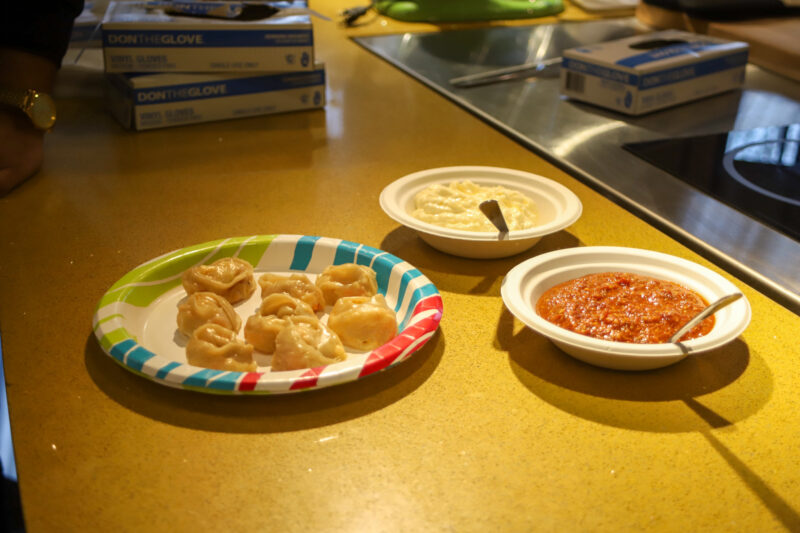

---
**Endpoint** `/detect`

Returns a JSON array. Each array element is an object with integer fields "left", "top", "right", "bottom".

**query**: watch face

[{"left": 30, "top": 92, "right": 56, "bottom": 130}]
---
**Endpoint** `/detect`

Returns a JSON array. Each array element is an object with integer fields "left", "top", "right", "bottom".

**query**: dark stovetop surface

[{"left": 624, "top": 124, "right": 800, "bottom": 242}]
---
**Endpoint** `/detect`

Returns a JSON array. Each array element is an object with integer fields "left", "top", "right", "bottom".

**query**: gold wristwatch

[{"left": 0, "top": 88, "right": 57, "bottom": 130}]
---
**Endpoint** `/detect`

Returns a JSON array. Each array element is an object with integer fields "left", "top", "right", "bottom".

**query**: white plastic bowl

[
  {"left": 501, "top": 246, "right": 752, "bottom": 370},
  {"left": 380, "top": 166, "right": 582, "bottom": 259}
]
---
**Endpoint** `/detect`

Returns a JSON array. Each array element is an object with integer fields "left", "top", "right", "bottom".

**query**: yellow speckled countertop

[{"left": 1, "top": 2, "right": 799, "bottom": 532}]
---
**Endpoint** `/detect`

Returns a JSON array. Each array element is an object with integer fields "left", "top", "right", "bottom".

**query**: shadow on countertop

[
  {"left": 497, "top": 306, "right": 800, "bottom": 531},
  {"left": 379, "top": 225, "right": 581, "bottom": 297},
  {"left": 497, "top": 305, "right": 767, "bottom": 433},
  {"left": 84, "top": 328, "right": 444, "bottom": 434}
]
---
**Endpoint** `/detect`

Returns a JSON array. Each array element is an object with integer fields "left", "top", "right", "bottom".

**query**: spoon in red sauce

[{"left": 669, "top": 292, "right": 743, "bottom": 343}]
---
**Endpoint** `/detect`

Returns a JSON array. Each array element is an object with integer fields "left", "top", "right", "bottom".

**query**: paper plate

[
  {"left": 93, "top": 235, "right": 443, "bottom": 394},
  {"left": 501, "top": 246, "right": 751, "bottom": 370}
]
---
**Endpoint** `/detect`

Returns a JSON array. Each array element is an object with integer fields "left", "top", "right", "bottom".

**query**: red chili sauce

[{"left": 535, "top": 272, "right": 714, "bottom": 344}]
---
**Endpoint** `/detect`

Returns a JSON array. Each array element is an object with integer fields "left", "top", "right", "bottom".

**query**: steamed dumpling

[
  {"left": 186, "top": 323, "right": 256, "bottom": 372},
  {"left": 244, "top": 315, "right": 286, "bottom": 355},
  {"left": 258, "top": 273, "right": 325, "bottom": 311},
  {"left": 176, "top": 291, "right": 241, "bottom": 337},
  {"left": 315, "top": 263, "right": 378, "bottom": 305},
  {"left": 244, "top": 294, "right": 316, "bottom": 354},
  {"left": 182, "top": 257, "right": 256, "bottom": 304},
  {"left": 271, "top": 316, "right": 346, "bottom": 371},
  {"left": 327, "top": 294, "right": 397, "bottom": 351},
  {"left": 258, "top": 293, "right": 316, "bottom": 319}
]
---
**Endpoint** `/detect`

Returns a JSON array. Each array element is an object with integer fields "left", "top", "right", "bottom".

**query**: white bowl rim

[
  {"left": 379, "top": 165, "right": 583, "bottom": 242},
  {"left": 501, "top": 246, "right": 752, "bottom": 358}
]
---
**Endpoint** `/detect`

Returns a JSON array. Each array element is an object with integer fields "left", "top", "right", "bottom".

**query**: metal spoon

[
  {"left": 479, "top": 199, "right": 510, "bottom": 241},
  {"left": 669, "top": 292, "right": 743, "bottom": 343}
]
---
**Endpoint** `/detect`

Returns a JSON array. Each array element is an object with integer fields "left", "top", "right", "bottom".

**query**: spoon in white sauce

[
  {"left": 479, "top": 199, "right": 510, "bottom": 241},
  {"left": 669, "top": 292, "right": 743, "bottom": 343}
]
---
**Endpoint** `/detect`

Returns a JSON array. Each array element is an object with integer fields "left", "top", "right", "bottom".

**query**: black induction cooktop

[{"left": 624, "top": 124, "right": 800, "bottom": 242}]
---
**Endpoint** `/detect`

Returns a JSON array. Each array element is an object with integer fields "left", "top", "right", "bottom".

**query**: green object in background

[{"left": 375, "top": 0, "right": 565, "bottom": 22}]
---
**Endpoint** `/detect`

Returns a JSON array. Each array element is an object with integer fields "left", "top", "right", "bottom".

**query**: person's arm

[
  {"left": 0, "top": 49, "right": 58, "bottom": 195},
  {"left": 0, "top": 0, "right": 84, "bottom": 196}
]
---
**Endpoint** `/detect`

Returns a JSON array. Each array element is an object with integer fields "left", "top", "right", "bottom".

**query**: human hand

[
  {"left": 0, "top": 49, "right": 57, "bottom": 196},
  {"left": 0, "top": 105, "right": 45, "bottom": 196}
]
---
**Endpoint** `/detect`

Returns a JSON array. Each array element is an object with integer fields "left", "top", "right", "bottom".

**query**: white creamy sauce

[{"left": 411, "top": 180, "right": 537, "bottom": 232}]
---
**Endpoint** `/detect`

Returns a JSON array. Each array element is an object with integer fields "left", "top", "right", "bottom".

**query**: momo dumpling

[
  {"left": 258, "top": 293, "right": 316, "bottom": 319},
  {"left": 315, "top": 263, "right": 378, "bottom": 305},
  {"left": 271, "top": 316, "right": 346, "bottom": 371},
  {"left": 176, "top": 291, "right": 241, "bottom": 337},
  {"left": 186, "top": 323, "right": 256, "bottom": 372},
  {"left": 327, "top": 294, "right": 397, "bottom": 351},
  {"left": 244, "top": 294, "right": 317, "bottom": 354},
  {"left": 258, "top": 273, "right": 325, "bottom": 311},
  {"left": 182, "top": 257, "right": 256, "bottom": 304},
  {"left": 244, "top": 315, "right": 286, "bottom": 354}
]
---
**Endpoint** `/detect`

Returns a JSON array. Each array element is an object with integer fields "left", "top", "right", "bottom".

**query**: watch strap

[{"left": 0, "top": 87, "right": 26, "bottom": 109}]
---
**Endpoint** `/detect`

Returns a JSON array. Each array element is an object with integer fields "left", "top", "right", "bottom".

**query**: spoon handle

[
  {"left": 669, "top": 292, "right": 743, "bottom": 344},
  {"left": 449, "top": 57, "right": 562, "bottom": 88},
  {"left": 479, "top": 199, "right": 510, "bottom": 241}
]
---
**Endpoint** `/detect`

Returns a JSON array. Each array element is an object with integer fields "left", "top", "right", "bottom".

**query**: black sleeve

[{"left": 0, "top": 0, "right": 86, "bottom": 67}]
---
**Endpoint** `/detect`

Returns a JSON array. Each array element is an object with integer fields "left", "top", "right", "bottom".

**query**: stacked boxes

[{"left": 102, "top": 1, "right": 326, "bottom": 130}]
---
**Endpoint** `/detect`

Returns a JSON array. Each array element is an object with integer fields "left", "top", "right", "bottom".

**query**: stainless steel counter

[{"left": 354, "top": 18, "right": 800, "bottom": 314}]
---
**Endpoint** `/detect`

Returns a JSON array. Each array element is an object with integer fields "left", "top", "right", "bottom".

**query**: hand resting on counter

[{"left": 0, "top": 104, "right": 46, "bottom": 196}]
